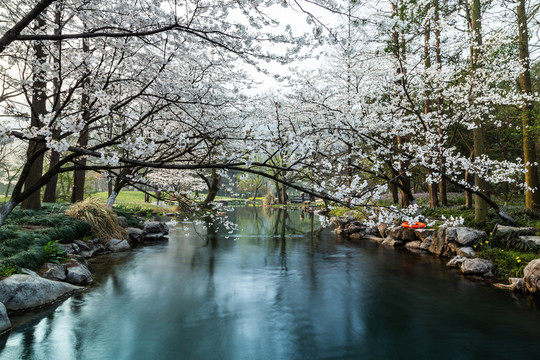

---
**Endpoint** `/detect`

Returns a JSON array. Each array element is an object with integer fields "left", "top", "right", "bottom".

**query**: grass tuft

[{"left": 66, "top": 198, "right": 126, "bottom": 242}]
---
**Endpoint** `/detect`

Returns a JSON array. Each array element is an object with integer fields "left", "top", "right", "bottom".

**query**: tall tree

[
  {"left": 517, "top": 0, "right": 540, "bottom": 210},
  {"left": 43, "top": 1, "right": 63, "bottom": 203},
  {"left": 71, "top": 37, "right": 90, "bottom": 203},
  {"left": 424, "top": 1, "right": 439, "bottom": 208},
  {"left": 470, "top": 0, "right": 489, "bottom": 222},
  {"left": 21, "top": 15, "right": 47, "bottom": 210},
  {"left": 434, "top": 0, "right": 448, "bottom": 206}
]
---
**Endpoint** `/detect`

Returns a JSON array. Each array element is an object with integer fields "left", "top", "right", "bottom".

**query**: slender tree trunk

[
  {"left": 105, "top": 191, "right": 118, "bottom": 208},
  {"left": 391, "top": 0, "right": 413, "bottom": 208},
  {"left": 434, "top": 0, "right": 448, "bottom": 206},
  {"left": 71, "top": 38, "right": 90, "bottom": 203},
  {"left": 43, "top": 3, "right": 62, "bottom": 203},
  {"left": 425, "top": 11, "right": 439, "bottom": 208},
  {"left": 465, "top": 172, "right": 472, "bottom": 209},
  {"left": 21, "top": 16, "right": 47, "bottom": 210},
  {"left": 517, "top": 0, "right": 540, "bottom": 210},
  {"left": 471, "top": 0, "right": 488, "bottom": 222},
  {"left": 105, "top": 179, "right": 124, "bottom": 208}
]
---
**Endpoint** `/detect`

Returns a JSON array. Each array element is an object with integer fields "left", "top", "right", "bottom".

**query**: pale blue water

[{"left": 1, "top": 207, "right": 540, "bottom": 359}]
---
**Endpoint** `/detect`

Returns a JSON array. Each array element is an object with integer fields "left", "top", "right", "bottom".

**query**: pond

[{"left": 1, "top": 207, "right": 540, "bottom": 359}]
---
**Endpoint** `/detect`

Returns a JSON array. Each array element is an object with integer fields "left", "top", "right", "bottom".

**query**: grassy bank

[
  {"left": 0, "top": 201, "right": 144, "bottom": 278},
  {"left": 0, "top": 204, "right": 92, "bottom": 277}
]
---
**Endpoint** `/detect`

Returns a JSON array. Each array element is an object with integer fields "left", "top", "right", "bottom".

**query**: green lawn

[{"left": 89, "top": 191, "right": 147, "bottom": 204}]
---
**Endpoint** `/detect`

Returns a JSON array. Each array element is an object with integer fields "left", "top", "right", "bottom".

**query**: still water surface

[{"left": 2, "top": 207, "right": 540, "bottom": 360}]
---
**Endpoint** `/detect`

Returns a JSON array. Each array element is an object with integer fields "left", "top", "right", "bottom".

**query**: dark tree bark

[
  {"left": 71, "top": 38, "right": 90, "bottom": 203},
  {"left": 21, "top": 16, "right": 47, "bottom": 210},
  {"left": 43, "top": 2, "right": 63, "bottom": 203},
  {"left": 200, "top": 168, "right": 221, "bottom": 209}
]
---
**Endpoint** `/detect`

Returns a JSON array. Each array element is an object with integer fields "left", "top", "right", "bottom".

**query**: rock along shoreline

[
  {"left": 0, "top": 219, "right": 171, "bottom": 335},
  {"left": 331, "top": 215, "right": 540, "bottom": 294}
]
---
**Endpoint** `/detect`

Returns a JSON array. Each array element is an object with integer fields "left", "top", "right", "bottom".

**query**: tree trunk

[
  {"left": 71, "top": 38, "right": 90, "bottom": 203},
  {"left": 471, "top": 0, "right": 488, "bottom": 222},
  {"left": 518, "top": 0, "right": 540, "bottom": 210},
  {"left": 425, "top": 12, "right": 438, "bottom": 208},
  {"left": 105, "top": 179, "right": 124, "bottom": 208},
  {"left": 201, "top": 168, "right": 221, "bottom": 209},
  {"left": 390, "top": 181, "right": 399, "bottom": 204},
  {"left": 105, "top": 191, "right": 118, "bottom": 208},
  {"left": 21, "top": 15, "right": 47, "bottom": 210},
  {"left": 392, "top": 0, "right": 413, "bottom": 208},
  {"left": 43, "top": 3, "right": 62, "bottom": 203},
  {"left": 434, "top": 0, "right": 448, "bottom": 206},
  {"left": 465, "top": 170, "right": 473, "bottom": 209}
]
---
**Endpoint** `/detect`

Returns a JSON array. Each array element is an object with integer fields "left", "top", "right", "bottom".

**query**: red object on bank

[{"left": 402, "top": 222, "right": 426, "bottom": 229}]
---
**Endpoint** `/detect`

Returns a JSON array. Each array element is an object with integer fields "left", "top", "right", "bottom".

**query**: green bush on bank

[
  {"left": 477, "top": 248, "right": 538, "bottom": 280},
  {"left": 0, "top": 206, "right": 92, "bottom": 278}
]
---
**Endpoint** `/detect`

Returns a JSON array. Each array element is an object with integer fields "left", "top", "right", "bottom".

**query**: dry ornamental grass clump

[{"left": 65, "top": 198, "right": 126, "bottom": 242}]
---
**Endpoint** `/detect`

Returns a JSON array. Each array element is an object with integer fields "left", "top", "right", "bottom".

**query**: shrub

[
  {"left": 66, "top": 198, "right": 126, "bottom": 242},
  {"left": 43, "top": 240, "right": 68, "bottom": 264},
  {"left": 478, "top": 248, "right": 538, "bottom": 280}
]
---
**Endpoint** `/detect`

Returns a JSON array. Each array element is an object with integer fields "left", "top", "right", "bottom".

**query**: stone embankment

[
  {"left": 0, "top": 219, "right": 170, "bottom": 334},
  {"left": 331, "top": 216, "right": 540, "bottom": 294}
]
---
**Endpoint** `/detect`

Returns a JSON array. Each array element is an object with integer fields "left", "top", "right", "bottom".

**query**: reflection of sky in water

[{"left": 2, "top": 208, "right": 540, "bottom": 359}]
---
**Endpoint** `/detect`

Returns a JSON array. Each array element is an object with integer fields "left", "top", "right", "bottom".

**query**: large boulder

[
  {"left": 66, "top": 264, "right": 93, "bottom": 285},
  {"left": 127, "top": 227, "right": 144, "bottom": 244},
  {"left": 0, "top": 302, "right": 10, "bottom": 334},
  {"left": 451, "top": 227, "right": 487, "bottom": 246},
  {"left": 494, "top": 224, "right": 536, "bottom": 236},
  {"left": 460, "top": 259, "right": 494, "bottom": 277},
  {"left": 39, "top": 263, "right": 66, "bottom": 281},
  {"left": 523, "top": 259, "right": 540, "bottom": 293},
  {"left": 106, "top": 239, "right": 131, "bottom": 252},
  {"left": 387, "top": 226, "right": 417, "bottom": 242},
  {"left": 0, "top": 273, "right": 82, "bottom": 311},
  {"left": 429, "top": 227, "right": 452, "bottom": 257},
  {"left": 143, "top": 221, "right": 169, "bottom": 236}
]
